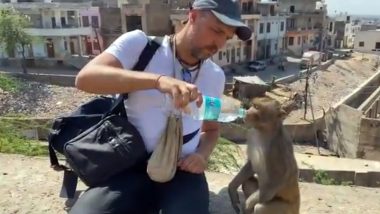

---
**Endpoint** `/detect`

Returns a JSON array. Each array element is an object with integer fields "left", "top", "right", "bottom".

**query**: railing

[{"left": 25, "top": 26, "right": 92, "bottom": 36}]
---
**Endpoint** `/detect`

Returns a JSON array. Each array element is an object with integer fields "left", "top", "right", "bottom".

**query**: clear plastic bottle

[{"left": 162, "top": 94, "right": 246, "bottom": 123}]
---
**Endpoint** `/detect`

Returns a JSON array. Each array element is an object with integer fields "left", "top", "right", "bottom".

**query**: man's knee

[
  {"left": 69, "top": 170, "right": 154, "bottom": 214},
  {"left": 158, "top": 171, "right": 210, "bottom": 214}
]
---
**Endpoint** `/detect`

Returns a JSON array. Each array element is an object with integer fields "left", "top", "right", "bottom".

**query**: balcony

[
  {"left": 25, "top": 26, "right": 92, "bottom": 37},
  {"left": 279, "top": 10, "right": 325, "bottom": 17}
]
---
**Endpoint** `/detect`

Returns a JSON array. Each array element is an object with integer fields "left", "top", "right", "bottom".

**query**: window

[
  {"left": 280, "top": 22, "right": 284, "bottom": 31},
  {"left": 290, "top": 5, "right": 295, "bottom": 13},
  {"left": 91, "top": 16, "right": 99, "bottom": 28},
  {"left": 219, "top": 52, "right": 223, "bottom": 60},
  {"left": 259, "top": 23, "right": 264, "bottom": 34},
  {"left": 61, "top": 17, "right": 66, "bottom": 27},
  {"left": 376, "top": 42, "right": 380, "bottom": 49},
  {"left": 51, "top": 17, "right": 56, "bottom": 28},
  {"left": 266, "top": 23, "right": 271, "bottom": 33},
  {"left": 287, "top": 18, "right": 295, "bottom": 29},
  {"left": 359, "top": 41, "right": 364, "bottom": 47},
  {"left": 82, "top": 16, "right": 89, "bottom": 27},
  {"left": 226, "top": 49, "right": 230, "bottom": 63},
  {"left": 237, "top": 48, "right": 241, "bottom": 57},
  {"left": 289, "top": 37, "right": 294, "bottom": 46}
]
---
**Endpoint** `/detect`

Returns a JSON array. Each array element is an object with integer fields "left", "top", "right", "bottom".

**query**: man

[{"left": 70, "top": 0, "right": 251, "bottom": 213}]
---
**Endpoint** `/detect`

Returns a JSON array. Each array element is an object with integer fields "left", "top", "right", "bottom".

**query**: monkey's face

[{"left": 244, "top": 97, "right": 286, "bottom": 130}]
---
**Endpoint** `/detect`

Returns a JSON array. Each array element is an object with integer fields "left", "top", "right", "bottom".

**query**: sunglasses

[{"left": 182, "top": 69, "right": 192, "bottom": 83}]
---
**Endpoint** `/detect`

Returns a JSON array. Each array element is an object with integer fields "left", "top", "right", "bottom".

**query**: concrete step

[{"left": 238, "top": 144, "right": 380, "bottom": 187}]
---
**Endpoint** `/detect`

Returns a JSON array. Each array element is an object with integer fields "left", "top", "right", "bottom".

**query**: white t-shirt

[{"left": 104, "top": 30, "right": 225, "bottom": 157}]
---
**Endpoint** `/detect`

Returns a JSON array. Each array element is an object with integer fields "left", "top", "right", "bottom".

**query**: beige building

[
  {"left": 354, "top": 30, "right": 380, "bottom": 54},
  {"left": 119, "top": 0, "right": 173, "bottom": 36},
  {"left": 277, "top": 0, "right": 327, "bottom": 56},
  {"left": 0, "top": 1, "right": 94, "bottom": 61},
  {"left": 255, "top": 0, "right": 287, "bottom": 59}
]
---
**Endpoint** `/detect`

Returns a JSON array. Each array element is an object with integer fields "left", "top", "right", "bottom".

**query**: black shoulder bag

[{"left": 47, "top": 36, "right": 162, "bottom": 199}]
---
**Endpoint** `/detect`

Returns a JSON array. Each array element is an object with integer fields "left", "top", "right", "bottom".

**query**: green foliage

[
  {"left": 207, "top": 137, "right": 244, "bottom": 174},
  {"left": 0, "top": 119, "right": 48, "bottom": 156},
  {"left": 313, "top": 170, "right": 337, "bottom": 185},
  {"left": 0, "top": 73, "right": 24, "bottom": 92},
  {"left": 0, "top": 7, "right": 32, "bottom": 57}
]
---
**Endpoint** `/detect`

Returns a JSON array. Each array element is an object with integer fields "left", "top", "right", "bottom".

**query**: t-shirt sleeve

[
  {"left": 104, "top": 29, "right": 148, "bottom": 70},
  {"left": 205, "top": 63, "right": 226, "bottom": 99}
]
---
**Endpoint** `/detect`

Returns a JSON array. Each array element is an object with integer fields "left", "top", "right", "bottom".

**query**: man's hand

[
  {"left": 178, "top": 153, "right": 208, "bottom": 174},
  {"left": 156, "top": 75, "right": 203, "bottom": 109}
]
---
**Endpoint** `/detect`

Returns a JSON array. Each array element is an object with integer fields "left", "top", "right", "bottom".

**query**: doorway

[{"left": 46, "top": 39, "right": 55, "bottom": 58}]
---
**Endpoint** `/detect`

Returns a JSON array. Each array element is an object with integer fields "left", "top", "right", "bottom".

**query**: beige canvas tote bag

[{"left": 147, "top": 112, "right": 183, "bottom": 182}]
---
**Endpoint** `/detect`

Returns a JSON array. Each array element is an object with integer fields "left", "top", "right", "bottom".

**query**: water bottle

[{"left": 162, "top": 94, "right": 246, "bottom": 123}]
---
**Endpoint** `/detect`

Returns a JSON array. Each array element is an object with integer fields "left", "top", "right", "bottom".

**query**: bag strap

[{"left": 105, "top": 36, "right": 163, "bottom": 118}]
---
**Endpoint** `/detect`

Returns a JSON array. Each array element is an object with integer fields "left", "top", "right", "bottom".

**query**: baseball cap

[{"left": 191, "top": 0, "right": 252, "bottom": 41}]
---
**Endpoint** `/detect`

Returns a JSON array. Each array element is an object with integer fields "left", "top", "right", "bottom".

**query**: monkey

[{"left": 228, "top": 97, "right": 300, "bottom": 214}]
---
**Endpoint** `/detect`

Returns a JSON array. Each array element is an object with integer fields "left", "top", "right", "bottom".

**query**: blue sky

[{"left": 325, "top": 0, "right": 380, "bottom": 16}]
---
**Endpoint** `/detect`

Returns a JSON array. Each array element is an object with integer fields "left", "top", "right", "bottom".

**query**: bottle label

[{"left": 202, "top": 96, "right": 221, "bottom": 121}]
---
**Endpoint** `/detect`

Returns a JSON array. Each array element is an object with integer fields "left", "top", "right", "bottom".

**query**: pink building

[{"left": 79, "top": 7, "right": 104, "bottom": 55}]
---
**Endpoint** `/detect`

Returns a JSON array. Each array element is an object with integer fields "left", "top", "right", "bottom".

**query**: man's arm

[
  {"left": 178, "top": 121, "right": 220, "bottom": 174},
  {"left": 75, "top": 52, "right": 202, "bottom": 109},
  {"left": 75, "top": 52, "right": 160, "bottom": 94},
  {"left": 197, "top": 121, "right": 220, "bottom": 160}
]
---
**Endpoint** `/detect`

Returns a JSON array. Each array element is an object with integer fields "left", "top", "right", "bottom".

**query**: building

[
  {"left": 334, "top": 15, "right": 362, "bottom": 49},
  {"left": 325, "top": 16, "right": 337, "bottom": 49},
  {"left": 0, "top": 0, "right": 98, "bottom": 64},
  {"left": 277, "top": 0, "right": 327, "bottom": 56},
  {"left": 360, "top": 24, "right": 378, "bottom": 32},
  {"left": 119, "top": 0, "right": 173, "bottom": 36},
  {"left": 354, "top": 30, "right": 380, "bottom": 54},
  {"left": 255, "top": 0, "right": 286, "bottom": 59},
  {"left": 90, "top": 0, "right": 122, "bottom": 48},
  {"left": 79, "top": 7, "right": 104, "bottom": 55}
]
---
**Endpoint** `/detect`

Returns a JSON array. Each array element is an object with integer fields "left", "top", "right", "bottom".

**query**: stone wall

[
  {"left": 219, "top": 123, "right": 247, "bottom": 143},
  {"left": 3, "top": 72, "right": 76, "bottom": 87},
  {"left": 357, "top": 118, "right": 380, "bottom": 161},
  {"left": 338, "top": 70, "right": 380, "bottom": 109},
  {"left": 325, "top": 104, "right": 362, "bottom": 158}
]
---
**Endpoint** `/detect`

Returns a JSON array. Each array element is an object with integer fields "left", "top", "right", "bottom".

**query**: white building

[
  {"left": 170, "top": 9, "right": 259, "bottom": 67},
  {"left": 255, "top": 1, "right": 287, "bottom": 59},
  {"left": 354, "top": 30, "right": 380, "bottom": 54},
  {"left": 333, "top": 14, "right": 362, "bottom": 49},
  {"left": 0, "top": 1, "right": 94, "bottom": 62},
  {"left": 344, "top": 21, "right": 361, "bottom": 49}
]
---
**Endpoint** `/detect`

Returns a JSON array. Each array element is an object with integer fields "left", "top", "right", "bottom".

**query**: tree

[{"left": 0, "top": 8, "right": 32, "bottom": 74}]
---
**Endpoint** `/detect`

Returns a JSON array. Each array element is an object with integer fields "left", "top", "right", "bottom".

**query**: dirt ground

[
  {"left": 1, "top": 153, "right": 379, "bottom": 214},
  {"left": 282, "top": 53, "right": 379, "bottom": 123}
]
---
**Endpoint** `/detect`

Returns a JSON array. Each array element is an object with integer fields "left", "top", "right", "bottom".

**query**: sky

[{"left": 325, "top": 0, "right": 380, "bottom": 16}]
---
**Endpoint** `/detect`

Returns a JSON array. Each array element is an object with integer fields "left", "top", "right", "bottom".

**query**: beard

[{"left": 190, "top": 45, "right": 218, "bottom": 60}]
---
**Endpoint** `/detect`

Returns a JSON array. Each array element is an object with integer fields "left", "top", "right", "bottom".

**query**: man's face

[{"left": 188, "top": 10, "right": 236, "bottom": 60}]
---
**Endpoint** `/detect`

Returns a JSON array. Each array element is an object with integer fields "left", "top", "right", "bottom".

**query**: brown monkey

[{"left": 228, "top": 97, "right": 300, "bottom": 214}]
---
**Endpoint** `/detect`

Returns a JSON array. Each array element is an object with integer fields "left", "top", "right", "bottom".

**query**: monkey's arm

[{"left": 228, "top": 162, "right": 254, "bottom": 214}]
